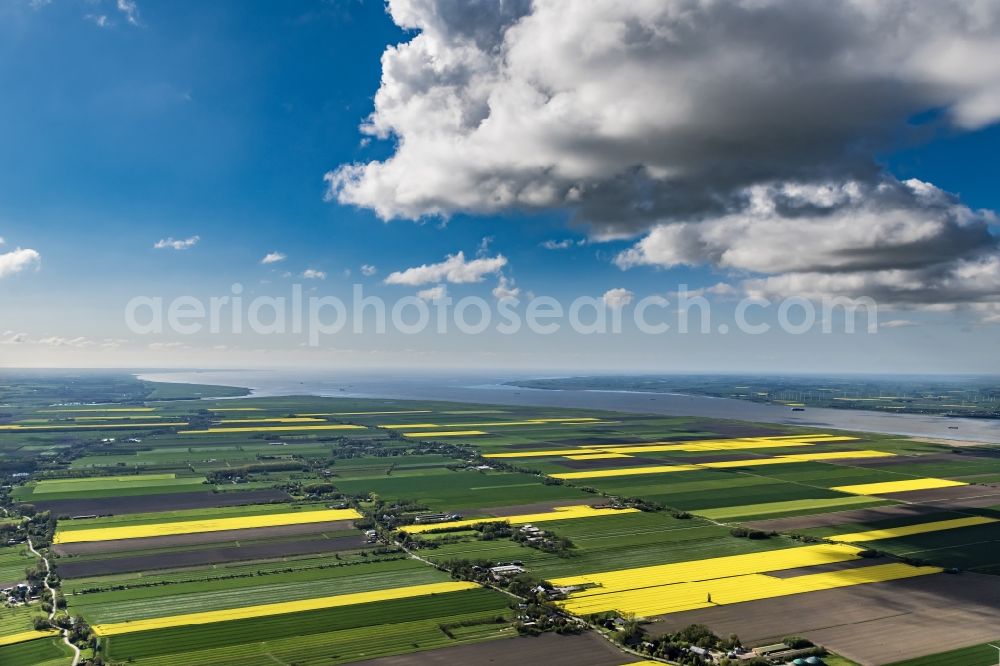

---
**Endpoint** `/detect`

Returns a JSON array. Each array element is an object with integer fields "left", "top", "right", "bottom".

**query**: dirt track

[
  {"left": 345, "top": 631, "right": 630, "bottom": 666},
  {"left": 646, "top": 572, "right": 1000, "bottom": 665}
]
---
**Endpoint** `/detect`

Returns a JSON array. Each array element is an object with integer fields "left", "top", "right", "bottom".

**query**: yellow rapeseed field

[
  {"left": 571, "top": 434, "right": 853, "bottom": 449},
  {"left": 0, "top": 422, "right": 186, "bottom": 431},
  {"left": 552, "top": 465, "right": 700, "bottom": 480},
  {"left": 551, "top": 450, "right": 893, "bottom": 479},
  {"left": 207, "top": 407, "right": 261, "bottom": 411},
  {"left": 178, "top": 424, "right": 365, "bottom": 434},
  {"left": 383, "top": 417, "right": 607, "bottom": 429},
  {"left": 550, "top": 542, "right": 940, "bottom": 617},
  {"left": 550, "top": 543, "right": 863, "bottom": 596},
  {"left": 558, "top": 562, "right": 940, "bottom": 617},
  {"left": 829, "top": 516, "right": 999, "bottom": 543},
  {"left": 54, "top": 508, "right": 362, "bottom": 544},
  {"left": 564, "top": 453, "right": 635, "bottom": 460},
  {"left": 217, "top": 417, "right": 325, "bottom": 423},
  {"left": 830, "top": 478, "right": 966, "bottom": 495},
  {"left": 486, "top": 447, "right": 606, "bottom": 458},
  {"left": 39, "top": 407, "right": 156, "bottom": 412},
  {"left": 775, "top": 450, "right": 894, "bottom": 462},
  {"left": 297, "top": 410, "right": 433, "bottom": 416},
  {"left": 73, "top": 415, "right": 163, "bottom": 420},
  {"left": 484, "top": 434, "right": 858, "bottom": 459},
  {"left": 0, "top": 629, "right": 61, "bottom": 647},
  {"left": 602, "top": 436, "right": 858, "bottom": 456},
  {"left": 699, "top": 449, "right": 893, "bottom": 469},
  {"left": 400, "top": 505, "right": 639, "bottom": 534},
  {"left": 380, "top": 423, "right": 442, "bottom": 429},
  {"left": 401, "top": 430, "right": 487, "bottom": 437},
  {"left": 91, "top": 581, "right": 480, "bottom": 636}
]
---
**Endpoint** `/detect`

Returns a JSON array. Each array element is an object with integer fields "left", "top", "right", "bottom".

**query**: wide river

[{"left": 138, "top": 370, "right": 1000, "bottom": 444}]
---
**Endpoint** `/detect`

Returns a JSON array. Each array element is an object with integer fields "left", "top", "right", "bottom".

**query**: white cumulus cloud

[
  {"left": 328, "top": 0, "right": 1000, "bottom": 232},
  {"left": 603, "top": 288, "right": 634, "bottom": 311},
  {"left": 615, "top": 179, "right": 1000, "bottom": 309},
  {"left": 385, "top": 251, "right": 507, "bottom": 286},
  {"left": 0, "top": 247, "right": 41, "bottom": 278},
  {"left": 154, "top": 236, "right": 199, "bottom": 250},
  {"left": 416, "top": 285, "right": 447, "bottom": 301},
  {"left": 301, "top": 268, "right": 327, "bottom": 280},
  {"left": 360, "top": 264, "right": 378, "bottom": 277},
  {"left": 116, "top": 0, "right": 140, "bottom": 26},
  {"left": 261, "top": 251, "right": 286, "bottom": 265},
  {"left": 492, "top": 274, "right": 520, "bottom": 300}
]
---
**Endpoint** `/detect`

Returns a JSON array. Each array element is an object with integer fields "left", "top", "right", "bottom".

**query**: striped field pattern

[{"left": 54, "top": 508, "right": 362, "bottom": 544}]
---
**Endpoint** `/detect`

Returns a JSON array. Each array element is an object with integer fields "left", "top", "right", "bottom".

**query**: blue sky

[{"left": 2, "top": 0, "right": 999, "bottom": 373}]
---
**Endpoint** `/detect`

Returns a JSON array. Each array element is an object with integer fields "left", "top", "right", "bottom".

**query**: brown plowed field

[
  {"left": 743, "top": 504, "right": 947, "bottom": 532},
  {"left": 51, "top": 520, "right": 356, "bottom": 555},
  {"left": 766, "top": 556, "right": 893, "bottom": 578},
  {"left": 56, "top": 534, "right": 366, "bottom": 578},
  {"left": 880, "top": 484, "right": 1000, "bottom": 504},
  {"left": 646, "top": 572, "right": 1000, "bottom": 665},
  {"left": 32, "top": 489, "right": 291, "bottom": 517}
]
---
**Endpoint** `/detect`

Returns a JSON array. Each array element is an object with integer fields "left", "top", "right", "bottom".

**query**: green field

[
  {"left": 104, "top": 588, "right": 510, "bottom": 662},
  {"left": 0, "top": 637, "right": 74, "bottom": 666},
  {"left": 0, "top": 604, "right": 42, "bottom": 639},
  {"left": 696, "top": 495, "right": 888, "bottom": 521},
  {"left": 886, "top": 641, "right": 1000, "bottom": 666},
  {"left": 16, "top": 473, "right": 209, "bottom": 501},
  {"left": 332, "top": 468, "right": 591, "bottom": 510},
  {"left": 114, "top": 609, "right": 514, "bottom": 666},
  {"left": 72, "top": 558, "right": 446, "bottom": 623},
  {"left": 0, "top": 545, "right": 36, "bottom": 586}
]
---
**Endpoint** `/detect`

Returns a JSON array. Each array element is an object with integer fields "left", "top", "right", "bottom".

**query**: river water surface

[{"left": 138, "top": 370, "right": 1000, "bottom": 444}]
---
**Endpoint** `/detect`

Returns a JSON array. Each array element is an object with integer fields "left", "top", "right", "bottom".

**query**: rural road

[
  {"left": 393, "top": 535, "right": 663, "bottom": 664},
  {"left": 26, "top": 538, "right": 81, "bottom": 666}
]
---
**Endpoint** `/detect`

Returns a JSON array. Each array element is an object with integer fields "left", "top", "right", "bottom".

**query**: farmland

[
  {"left": 0, "top": 637, "right": 74, "bottom": 666},
  {"left": 1, "top": 371, "right": 999, "bottom": 665},
  {"left": 53, "top": 507, "right": 361, "bottom": 543}
]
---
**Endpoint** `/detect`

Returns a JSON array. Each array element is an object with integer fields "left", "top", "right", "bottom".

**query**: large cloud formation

[
  {"left": 327, "top": 0, "right": 1000, "bottom": 309},
  {"left": 616, "top": 179, "right": 999, "bottom": 306}
]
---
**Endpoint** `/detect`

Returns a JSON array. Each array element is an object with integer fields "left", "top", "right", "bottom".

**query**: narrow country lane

[{"left": 26, "top": 538, "right": 81, "bottom": 666}]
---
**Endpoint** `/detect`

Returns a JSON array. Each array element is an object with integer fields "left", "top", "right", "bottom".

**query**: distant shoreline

[{"left": 136, "top": 370, "right": 1000, "bottom": 444}]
